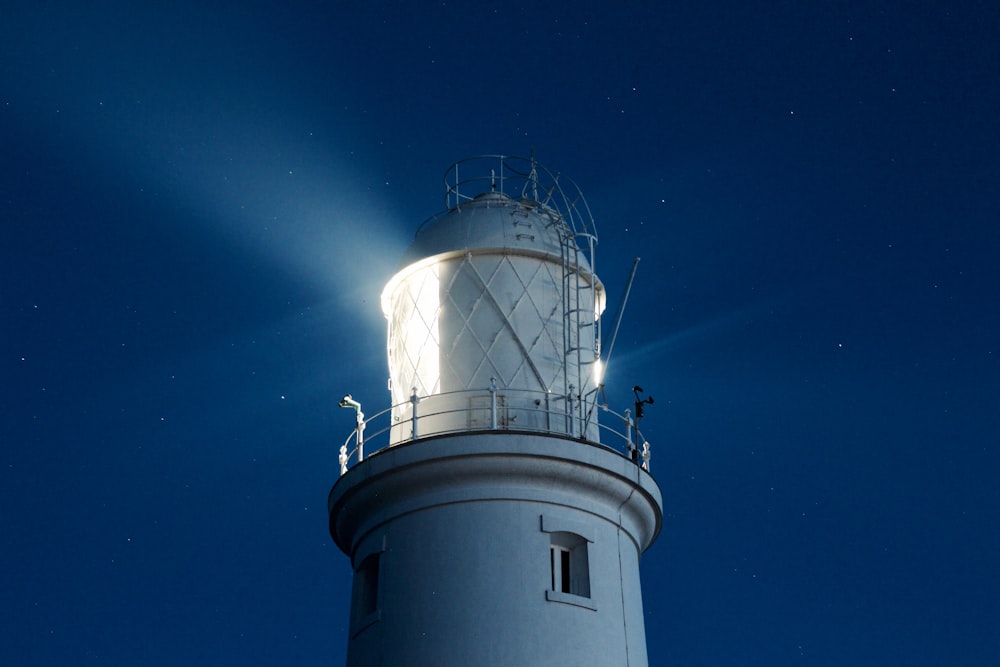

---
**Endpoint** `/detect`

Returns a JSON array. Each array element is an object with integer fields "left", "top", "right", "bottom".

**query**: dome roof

[
  {"left": 382, "top": 156, "right": 605, "bottom": 320},
  {"left": 397, "top": 191, "right": 570, "bottom": 268}
]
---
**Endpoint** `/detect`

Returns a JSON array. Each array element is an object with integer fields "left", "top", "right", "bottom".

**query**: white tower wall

[{"left": 329, "top": 433, "right": 661, "bottom": 667}]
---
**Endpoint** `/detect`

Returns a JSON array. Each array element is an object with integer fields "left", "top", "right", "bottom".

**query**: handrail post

[
  {"left": 489, "top": 377, "right": 498, "bottom": 429},
  {"left": 545, "top": 391, "right": 552, "bottom": 432},
  {"left": 568, "top": 385, "right": 576, "bottom": 438},
  {"left": 338, "top": 394, "right": 364, "bottom": 469},
  {"left": 356, "top": 409, "right": 365, "bottom": 463},
  {"left": 624, "top": 408, "right": 636, "bottom": 461},
  {"left": 410, "top": 387, "right": 419, "bottom": 441}
]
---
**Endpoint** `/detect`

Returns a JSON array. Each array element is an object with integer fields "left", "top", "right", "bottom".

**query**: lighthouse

[{"left": 328, "top": 155, "right": 662, "bottom": 666}]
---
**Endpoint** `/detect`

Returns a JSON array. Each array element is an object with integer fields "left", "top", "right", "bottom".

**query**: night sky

[{"left": 3, "top": 2, "right": 999, "bottom": 665}]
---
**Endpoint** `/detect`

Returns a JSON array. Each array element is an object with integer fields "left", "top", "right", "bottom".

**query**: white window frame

[{"left": 541, "top": 515, "right": 596, "bottom": 611}]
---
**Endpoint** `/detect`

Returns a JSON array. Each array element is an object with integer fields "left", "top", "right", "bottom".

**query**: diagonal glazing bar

[{"left": 465, "top": 257, "right": 548, "bottom": 389}]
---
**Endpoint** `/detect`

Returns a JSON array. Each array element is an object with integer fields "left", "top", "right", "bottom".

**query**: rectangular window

[
  {"left": 548, "top": 533, "right": 589, "bottom": 598},
  {"left": 350, "top": 552, "right": 381, "bottom": 635},
  {"left": 541, "top": 515, "right": 596, "bottom": 610}
]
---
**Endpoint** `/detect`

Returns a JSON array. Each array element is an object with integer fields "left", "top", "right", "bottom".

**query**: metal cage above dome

[{"left": 441, "top": 155, "right": 598, "bottom": 241}]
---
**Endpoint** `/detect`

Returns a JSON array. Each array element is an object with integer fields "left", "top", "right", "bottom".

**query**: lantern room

[{"left": 380, "top": 156, "right": 606, "bottom": 444}]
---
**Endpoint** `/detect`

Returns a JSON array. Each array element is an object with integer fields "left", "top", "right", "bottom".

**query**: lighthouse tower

[{"left": 328, "top": 156, "right": 662, "bottom": 666}]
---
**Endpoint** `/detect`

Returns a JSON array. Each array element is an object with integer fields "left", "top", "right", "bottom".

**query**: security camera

[{"left": 339, "top": 395, "right": 361, "bottom": 410}]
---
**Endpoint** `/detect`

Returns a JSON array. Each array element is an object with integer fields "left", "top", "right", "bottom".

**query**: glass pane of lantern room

[{"left": 389, "top": 264, "right": 441, "bottom": 407}]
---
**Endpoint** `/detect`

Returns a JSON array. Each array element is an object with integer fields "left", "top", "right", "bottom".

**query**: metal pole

[
  {"left": 356, "top": 409, "right": 365, "bottom": 462},
  {"left": 603, "top": 258, "right": 641, "bottom": 377},
  {"left": 568, "top": 384, "right": 576, "bottom": 438},
  {"left": 624, "top": 408, "right": 636, "bottom": 461},
  {"left": 490, "top": 377, "right": 498, "bottom": 429},
  {"left": 410, "top": 387, "right": 419, "bottom": 441}
]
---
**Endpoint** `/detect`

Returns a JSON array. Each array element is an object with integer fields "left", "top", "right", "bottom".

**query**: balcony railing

[{"left": 337, "top": 384, "right": 652, "bottom": 476}]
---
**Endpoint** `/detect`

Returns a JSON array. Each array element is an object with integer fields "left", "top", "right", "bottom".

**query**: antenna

[
  {"left": 587, "top": 257, "right": 640, "bottom": 422},
  {"left": 601, "top": 257, "right": 641, "bottom": 380}
]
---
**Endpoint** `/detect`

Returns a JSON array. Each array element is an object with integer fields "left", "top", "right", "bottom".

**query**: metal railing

[{"left": 337, "top": 384, "right": 652, "bottom": 477}]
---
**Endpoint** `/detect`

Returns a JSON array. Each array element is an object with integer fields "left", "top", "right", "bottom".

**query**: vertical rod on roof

[{"left": 529, "top": 150, "right": 539, "bottom": 202}]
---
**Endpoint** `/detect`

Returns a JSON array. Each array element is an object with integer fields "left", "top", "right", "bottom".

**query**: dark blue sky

[{"left": 3, "top": 2, "right": 998, "bottom": 665}]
